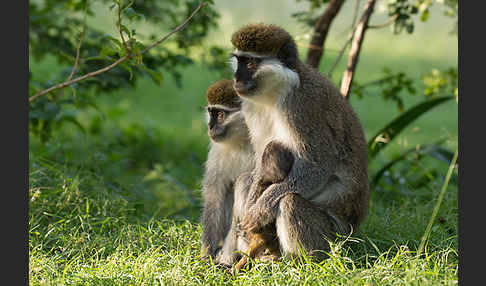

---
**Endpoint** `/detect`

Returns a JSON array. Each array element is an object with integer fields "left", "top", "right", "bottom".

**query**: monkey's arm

[
  {"left": 241, "top": 158, "right": 333, "bottom": 232},
  {"left": 200, "top": 176, "right": 234, "bottom": 259}
]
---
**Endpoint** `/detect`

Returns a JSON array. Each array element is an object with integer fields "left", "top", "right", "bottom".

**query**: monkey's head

[
  {"left": 229, "top": 23, "right": 300, "bottom": 101},
  {"left": 205, "top": 79, "right": 248, "bottom": 144}
]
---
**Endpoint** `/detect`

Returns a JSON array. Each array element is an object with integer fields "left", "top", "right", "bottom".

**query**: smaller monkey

[
  {"left": 200, "top": 79, "right": 255, "bottom": 261},
  {"left": 234, "top": 141, "right": 294, "bottom": 272}
]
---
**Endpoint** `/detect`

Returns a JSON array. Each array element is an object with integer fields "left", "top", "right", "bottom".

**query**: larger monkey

[
  {"left": 217, "top": 24, "right": 370, "bottom": 264},
  {"left": 200, "top": 79, "right": 255, "bottom": 260}
]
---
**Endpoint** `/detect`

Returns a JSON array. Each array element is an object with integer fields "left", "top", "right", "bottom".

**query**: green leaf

[
  {"left": 140, "top": 65, "right": 163, "bottom": 86},
  {"left": 103, "top": 34, "right": 123, "bottom": 50},
  {"left": 371, "top": 142, "right": 453, "bottom": 186},
  {"left": 124, "top": 7, "right": 136, "bottom": 20},
  {"left": 119, "top": 62, "right": 134, "bottom": 80},
  {"left": 421, "top": 9, "right": 429, "bottom": 22},
  {"left": 368, "top": 96, "right": 454, "bottom": 161},
  {"left": 99, "top": 44, "right": 118, "bottom": 58},
  {"left": 406, "top": 23, "right": 414, "bottom": 33},
  {"left": 120, "top": 24, "right": 131, "bottom": 38},
  {"left": 426, "top": 145, "right": 456, "bottom": 164}
]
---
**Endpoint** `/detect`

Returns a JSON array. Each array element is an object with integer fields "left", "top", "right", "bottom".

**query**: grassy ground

[
  {"left": 28, "top": 146, "right": 458, "bottom": 285},
  {"left": 29, "top": 3, "right": 458, "bottom": 285}
]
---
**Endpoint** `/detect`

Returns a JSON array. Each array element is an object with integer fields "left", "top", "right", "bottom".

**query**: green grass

[
  {"left": 29, "top": 2, "right": 458, "bottom": 284},
  {"left": 29, "top": 150, "right": 458, "bottom": 285}
]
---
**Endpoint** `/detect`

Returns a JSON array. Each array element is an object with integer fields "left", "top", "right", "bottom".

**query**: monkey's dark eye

[
  {"left": 247, "top": 61, "right": 257, "bottom": 69},
  {"left": 247, "top": 58, "right": 262, "bottom": 70}
]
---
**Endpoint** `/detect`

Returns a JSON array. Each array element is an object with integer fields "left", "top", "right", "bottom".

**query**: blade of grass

[
  {"left": 371, "top": 142, "right": 454, "bottom": 186},
  {"left": 417, "top": 148, "right": 458, "bottom": 257}
]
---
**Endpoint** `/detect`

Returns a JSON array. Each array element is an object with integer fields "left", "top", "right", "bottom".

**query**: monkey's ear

[{"left": 277, "top": 42, "right": 298, "bottom": 70}]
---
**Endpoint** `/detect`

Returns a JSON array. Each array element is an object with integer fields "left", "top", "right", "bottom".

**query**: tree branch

[
  {"left": 327, "top": 31, "right": 353, "bottom": 78},
  {"left": 327, "top": 0, "right": 362, "bottom": 78},
  {"left": 117, "top": 1, "right": 129, "bottom": 52},
  {"left": 368, "top": 13, "right": 399, "bottom": 29},
  {"left": 340, "top": 0, "right": 377, "bottom": 99},
  {"left": 305, "top": 0, "right": 346, "bottom": 69},
  {"left": 30, "top": 1, "right": 207, "bottom": 103}
]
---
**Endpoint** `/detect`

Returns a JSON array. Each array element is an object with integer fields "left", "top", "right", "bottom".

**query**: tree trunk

[
  {"left": 340, "top": 0, "right": 376, "bottom": 99},
  {"left": 305, "top": 0, "right": 346, "bottom": 69}
]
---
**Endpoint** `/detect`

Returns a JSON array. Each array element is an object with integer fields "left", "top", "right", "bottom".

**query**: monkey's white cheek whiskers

[
  {"left": 228, "top": 56, "right": 238, "bottom": 73},
  {"left": 255, "top": 60, "right": 300, "bottom": 90}
]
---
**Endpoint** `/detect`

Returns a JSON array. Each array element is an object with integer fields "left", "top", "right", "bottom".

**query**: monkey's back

[{"left": 284, "top": 61, "right": 370, "bottom": 228}]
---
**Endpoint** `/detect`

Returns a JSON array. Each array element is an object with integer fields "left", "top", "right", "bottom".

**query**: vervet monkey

[
  {"left": 219, "top": 23, "right": 370, "bottom": 263},
  {"left": 234, "top": 141, "right": 294, "bottom": 272},
  {"left": 200, "top": 79, "right": 255, "bottom": 260}
]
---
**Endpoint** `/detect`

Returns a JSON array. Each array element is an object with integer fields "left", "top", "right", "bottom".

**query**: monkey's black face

[
  {"left": 231, "top": 53, "right": 263, "bottom": 95},
  {"left": 206, "top": 106, "right": 239, "bottom": 142}
]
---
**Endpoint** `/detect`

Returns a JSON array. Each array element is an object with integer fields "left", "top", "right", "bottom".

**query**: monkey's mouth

[
  {"left": 233, "top": 81, "right": 256, "bottom": 96},
  {"left": 208, "top": 128, "right": 227, "bottom": 142}
]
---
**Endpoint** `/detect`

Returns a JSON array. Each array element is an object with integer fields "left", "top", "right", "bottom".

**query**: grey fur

[
  {"left": 200, "top": 109, "right": 255, "bottom": 260},
  {"left": 230, "top": 24, "right": 370, "bottom": 261},
  {"left": 215, "top": 171, "right": 253, "bottom": 265}
]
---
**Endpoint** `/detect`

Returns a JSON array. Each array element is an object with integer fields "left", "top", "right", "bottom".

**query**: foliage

[
  {"left": 200, "top": 45, "right": 235, "bottom": 79},
  {"left": 371, "top": 141, "right": 454, "bottom": 186},
  {"left": 352, "top": 67, "right": 417, "bottom": 112},
  {"left": 423, "top": 67, "right": 458, "bottom": 98},
  {"left": 291, "top": 0, "right": 458, "bottom": 33},
  {"left": 384, "top": 0, "right": 458, "bottom": 34},
  {"left": 349, "top": 62, "right": 457, "bottom": 188},
  {"left": 29, "top": 0, "right": 219, "bottom": 142}
]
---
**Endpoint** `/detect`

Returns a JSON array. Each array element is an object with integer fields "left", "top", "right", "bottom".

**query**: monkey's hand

[
  {"left": 240, "top": 206, "right": 268, "bottom": 233},
  {"left": 240, "top": 189, "right": 280, "bottom": 232}
]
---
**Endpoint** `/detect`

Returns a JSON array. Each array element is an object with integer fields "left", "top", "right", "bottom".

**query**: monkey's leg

[
  {"left": 233, "top": 233, "right": 264, "bottom": 272},
  {"left": 216, "top": 172, "right": 253, "bottom": 266},
  {"left": 200, "top": 187, "right": 234, "bottom": 260},
  {"left": 275, "top": 193, "right": 349, "bottom": 261},
  {"left": 234, "top": 232, "right": 270, "bottom": 271},
  {"left": 234, "top": 224, "right": 281, "bottom": 272}
]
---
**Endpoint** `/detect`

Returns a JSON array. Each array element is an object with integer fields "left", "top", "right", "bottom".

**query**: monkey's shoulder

[{"left": 202, "top": 143, "right": 255, "bottom": 188}]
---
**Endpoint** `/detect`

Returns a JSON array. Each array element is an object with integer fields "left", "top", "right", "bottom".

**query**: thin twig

[
  {"left": 29, "top": 55, "right": 130, "bottom": 103},
  {"left": 355, "top": 75, "right": 397, "bottom": 89},
  {"left": 137, "top": 2, "right": 205, "bottom": 56},
  {"left": 327, "top": 0, "right": 362, "bottom": 78},
  {"left": 327, "top": 34, "right": 352, "bottom": 78},
  {"left": 67, "top": 23, "right": 87, "bottom": 81},
  {"left": 368, "top": 13, "right": 399, "bottom": 29},
  {"left": 117, "top": 1, "right": 129, "bottom": 52},
  {"left": 30, "top": 1, "right": 207, "bottom": 103}
]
